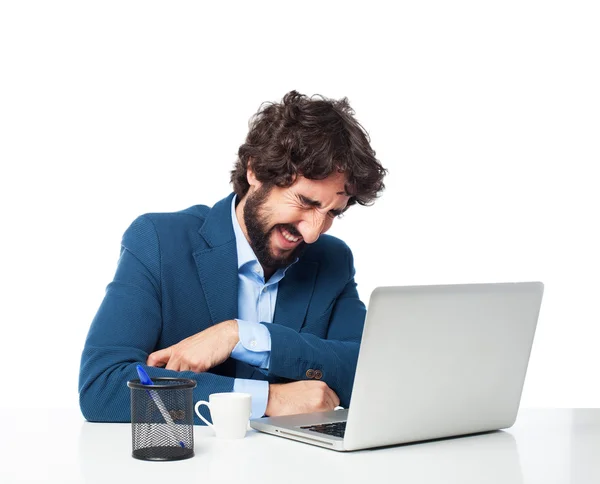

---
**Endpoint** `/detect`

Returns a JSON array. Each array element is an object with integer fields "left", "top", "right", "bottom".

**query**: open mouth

[{"left": 276, "top": 225, "right": 302, "bottom": 249}]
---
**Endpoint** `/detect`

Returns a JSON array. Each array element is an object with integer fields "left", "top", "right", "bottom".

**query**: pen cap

[{"left": 127, "top": 377, "right": 197, "bottom": 461}]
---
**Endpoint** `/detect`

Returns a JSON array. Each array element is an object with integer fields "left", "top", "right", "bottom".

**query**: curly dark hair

[{"left": 231, "top": 90, "right": 387, "bottom": 208}]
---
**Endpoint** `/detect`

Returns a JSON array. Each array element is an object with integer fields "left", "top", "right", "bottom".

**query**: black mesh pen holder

[{"left": 127, "top": 378, "right": 197, "bottom": 461}]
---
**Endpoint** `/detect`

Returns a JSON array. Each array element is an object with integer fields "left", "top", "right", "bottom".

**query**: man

[{"left": 78, "top": 90, "right": 387, "bottom": 423}]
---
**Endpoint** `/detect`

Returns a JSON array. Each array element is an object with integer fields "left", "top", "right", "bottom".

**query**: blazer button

[
  {"left": 306, "top": 369, "right": 315, "bottom": 379},
  {"left": 314, "top": 370, "right": 323, "bottom": 380}
]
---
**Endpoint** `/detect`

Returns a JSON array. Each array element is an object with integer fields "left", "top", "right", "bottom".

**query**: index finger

[{"left": 147, "top": 347, "right": 172, "bottom": 367}]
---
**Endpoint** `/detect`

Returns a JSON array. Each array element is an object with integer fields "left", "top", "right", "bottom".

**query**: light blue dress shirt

[{"left": 230, "top": 196, "right": 298, "bottom": 418}]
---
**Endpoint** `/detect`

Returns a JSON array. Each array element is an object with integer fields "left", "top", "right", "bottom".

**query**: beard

[{"left": 243, "top": 186, "right": 307, "bottom": 271}]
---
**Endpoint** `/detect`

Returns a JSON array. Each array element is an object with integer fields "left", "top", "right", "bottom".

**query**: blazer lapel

[
  {"left": 193, "top": 194, "right": 239, "bottom": 325},
  {"left": 273, "top": 260, "right": 319, "bottom": 332},
  {"left": 193, "top": 242, "right": 238, "bottom": 325}
]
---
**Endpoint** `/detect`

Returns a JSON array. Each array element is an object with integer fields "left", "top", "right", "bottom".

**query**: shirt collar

[
  {"left": 230, "top": 195, "right": 299, "bottom": 277},
  {"left": 231, "top": 195, "right": 259, "bottom": 270}
]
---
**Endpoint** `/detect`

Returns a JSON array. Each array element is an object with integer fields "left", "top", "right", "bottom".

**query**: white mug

[{"left": 194, "top": 392, "right": 252, "bottom": 439}]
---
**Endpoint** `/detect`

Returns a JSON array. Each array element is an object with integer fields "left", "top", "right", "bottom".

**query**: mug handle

[{"left": 194, "top": 401, "right": 213, "bottom": 428}]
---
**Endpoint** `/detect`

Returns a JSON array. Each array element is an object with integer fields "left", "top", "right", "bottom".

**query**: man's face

[{"left": 242, "top": 171, "right": 350, "bottom": 271}]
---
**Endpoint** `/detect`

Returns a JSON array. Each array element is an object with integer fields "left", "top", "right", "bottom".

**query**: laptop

[{"left": 250, "top": 281, "right": 544, "bottom": 451}]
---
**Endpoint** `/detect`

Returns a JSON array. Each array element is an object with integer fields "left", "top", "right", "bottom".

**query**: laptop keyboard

[{"left": 300, "top": 421, "right": 347, "bottom": 438}]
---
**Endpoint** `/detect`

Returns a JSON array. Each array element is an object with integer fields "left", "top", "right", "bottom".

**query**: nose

[{"left": 298, "top": 212, "right": 328, "bottom": 244}]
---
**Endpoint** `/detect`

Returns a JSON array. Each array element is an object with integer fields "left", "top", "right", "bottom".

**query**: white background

[{"left": 1, "top": 1, "right": 598, "bottom": 409}]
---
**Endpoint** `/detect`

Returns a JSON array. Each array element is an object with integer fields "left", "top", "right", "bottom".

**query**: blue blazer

[{"left": 79, "top": 193, "right": 366, "bottom": 423}]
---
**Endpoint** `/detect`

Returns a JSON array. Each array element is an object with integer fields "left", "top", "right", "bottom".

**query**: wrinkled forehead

[{"left": 295, "top": 172, "right": 349, "bottom": 196}]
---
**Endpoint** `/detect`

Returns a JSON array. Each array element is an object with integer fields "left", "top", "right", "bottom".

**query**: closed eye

[
  {"left": 298, "top": 194, "right": 320, "bottom": 209},
  {"left": 297, "top": 194, "right": 346, "bottom": 219}
]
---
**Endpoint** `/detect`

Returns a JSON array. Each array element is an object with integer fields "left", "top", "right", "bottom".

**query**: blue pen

[{"left": 136, "top": 365, "right": 185, "bottom": 449}]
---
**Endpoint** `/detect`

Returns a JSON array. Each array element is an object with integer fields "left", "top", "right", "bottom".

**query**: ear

[{"left": 246, "top": 157, "right": 262, "bottom": 190}]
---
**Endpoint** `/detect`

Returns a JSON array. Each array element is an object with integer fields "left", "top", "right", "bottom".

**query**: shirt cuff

[
  {"left": 233, "top": 378, "right": 269, "bottom": 419},
  {"left": 230, "top": 319, "right": 272, "bottom": 369}
]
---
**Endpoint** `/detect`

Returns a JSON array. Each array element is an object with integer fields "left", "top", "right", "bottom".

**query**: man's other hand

[
  {"left": 265, "top": 381, "right": 341, "bottom": 417},
  {"left": 146, "top": 319, "right": 239, "bottom": 372}
]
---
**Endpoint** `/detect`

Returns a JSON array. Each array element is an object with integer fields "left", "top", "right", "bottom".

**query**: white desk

[{"left": 1, "top": 409, "right": 598, "bottom": 483}]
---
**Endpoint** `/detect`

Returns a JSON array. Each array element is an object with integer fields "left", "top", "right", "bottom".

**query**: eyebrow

[{"left": 298, "top": 194, "right": 347, "bottom": 215}]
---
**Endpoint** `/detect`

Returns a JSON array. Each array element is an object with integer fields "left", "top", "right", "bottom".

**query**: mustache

[{"left": 276, "top": 223, "right": 302, "bottom": 238}]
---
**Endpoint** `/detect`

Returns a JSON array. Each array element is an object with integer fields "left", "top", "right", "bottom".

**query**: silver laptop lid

[{"left": 343, "top": 282, "right": 543, "bottom": 451}]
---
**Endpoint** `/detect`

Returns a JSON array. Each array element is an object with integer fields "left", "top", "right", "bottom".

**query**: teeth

[{"left": 280, "top": 227, "right": 300, "bottom": 243}]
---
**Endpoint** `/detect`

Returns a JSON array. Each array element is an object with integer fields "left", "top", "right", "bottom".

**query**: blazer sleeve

[
  {"left": 263, "top": 247, "right": 366, "bottom": 408},
  {"left": 78, "top": 215, "right": 234, "bottom": 424}
]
